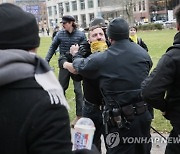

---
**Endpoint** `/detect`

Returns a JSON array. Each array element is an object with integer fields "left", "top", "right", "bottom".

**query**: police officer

[
  {"left": 142, "top": 5, "right": 180, "bottom": 154},
  {"left": 71, "top": 18, "right": 152, "bottom": 154}
]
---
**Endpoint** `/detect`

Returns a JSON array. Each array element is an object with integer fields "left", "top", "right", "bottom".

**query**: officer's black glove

[
  {"left": 79, "top": 42, "right": 91, "bottom": 58},
  {"left": 65, "top": 52, "right": 73, "bottom": 62}
]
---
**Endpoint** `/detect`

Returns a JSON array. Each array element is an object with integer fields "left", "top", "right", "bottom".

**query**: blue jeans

[{"left": 82, "top": 100, "right": 104, "bottom": 152}]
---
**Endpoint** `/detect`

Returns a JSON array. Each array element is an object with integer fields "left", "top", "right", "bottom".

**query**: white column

[
  {"left": 93, "top": 0, "right": 99, "bottom": 17},
  {"left": 77, "top": 0, "right": 82, "bottom": 26},
  {"left": 85, "top": 0, "right": 90, "bottom": 27},
  {"left": 69, "top": 0, "right": 72, "bottom": 13}
]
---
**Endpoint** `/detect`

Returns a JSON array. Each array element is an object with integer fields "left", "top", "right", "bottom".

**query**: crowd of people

[{"left": 0, "top": 2, "right": 180, "bottom": 154}]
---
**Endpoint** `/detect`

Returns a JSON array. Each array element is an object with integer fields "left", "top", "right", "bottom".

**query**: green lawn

[
  {"left": 38, "top": 37, "right": 76, "bottom": 121},
  {"left": 38, "top": 29, "right": 177, "bottom": 132},
  {"left": 138, "top": 29, "right": 177, "bottom": 132},
  {"left": 138, "top": 29, "right": 176, "bottom": 67}
]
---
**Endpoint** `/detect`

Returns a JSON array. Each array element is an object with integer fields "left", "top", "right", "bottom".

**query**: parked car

[
  {"left": 154, "top": 20, "right": 165, "bottom": 24},
  {"left": 164, "top": 19, "right": 176, "bottom": 28}
]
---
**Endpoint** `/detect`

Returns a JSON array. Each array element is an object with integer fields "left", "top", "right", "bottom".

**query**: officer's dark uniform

[{"left": 72, "top": 18, "right": 153, "bottom": 154}]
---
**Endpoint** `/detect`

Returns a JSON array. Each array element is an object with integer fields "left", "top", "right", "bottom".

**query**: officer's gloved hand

[
  {"left": 65, "top": 52, "right": 73, "bottom": 62},
  {"left": 73, "top": 144, "right": 100, "bottom": 154},
  {"left": 79, "top": 42, "right": 91, "bottom": 58}
]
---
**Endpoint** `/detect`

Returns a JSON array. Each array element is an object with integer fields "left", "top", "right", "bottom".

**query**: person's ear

[
  {"left": 108, "top": 37, "right": 112, "bottom": 43},
  {"left": 28, "top": 48, "right": 38, "bottom": 53},
  {"left": 176, "top": 23, "right": 180, "bottom": 31}
]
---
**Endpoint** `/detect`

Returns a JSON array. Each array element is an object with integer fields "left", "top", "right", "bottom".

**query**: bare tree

[
  {"left": 98, "top": 0, "right": 135, "bottom": 25},
  {"left": 123, "top": 0, "right": 134, "bottom": 25}
]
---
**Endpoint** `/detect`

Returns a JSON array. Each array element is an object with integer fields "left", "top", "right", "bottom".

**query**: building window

[
  {"left": 54, "top": 6, "right": 57, "bottom": 15},
  {"left": 81, "top": 14, "right": 86, "bottom": 27},
  {"left": 98, "top": 0, "right": 100, "bottom": 7},
  {"left": 139, "top": 1, "right": 141, "bottom": 11},
  {"left": 48, "top": 7, "right": 52, "bottom": 16},
  {"left": 134, "top": 3, "right": 136, "bottom": 12},
  {"left": 55, "top": 19, "right": 58, "bottom": 23},
  {"left": 89, "top": 13, "right": 94, "bottom": 21},
  {"left": 74, "top": 15, "right": 78, "bottom": 22},
  {"left": 142, "top": 1, "right": 145, "bottom": 11},
  {"left": 65, "top": 2, "right": 70, "bottom": 12},
  {"left": 58, "top": 3, "right": 63, "bottom": 16},
  {"left": 49, "top": 19, "right": 53, "bottom": 26},
  {"left": 80, "top": 0, "right": 85, "bottom": 10},
  {"left": 72, "top": 1, "right": 77, "bottom": 11},
  {"left": 88, "top": 0, "right": 94, "bottom": 8}
]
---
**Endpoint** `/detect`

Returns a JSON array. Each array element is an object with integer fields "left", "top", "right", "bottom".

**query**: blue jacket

[{"left": 45, "top": 28, "right": 86, "bottom": 64}]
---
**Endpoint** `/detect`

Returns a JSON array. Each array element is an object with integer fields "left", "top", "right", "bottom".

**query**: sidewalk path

[
  {"left": 100, "top": 133, "right": 168, "bottom": 154},
  {"left": 151, "top": 133, "right": 168, "bottom": 154}
]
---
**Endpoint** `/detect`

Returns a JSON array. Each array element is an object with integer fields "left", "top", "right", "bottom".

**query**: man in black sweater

[
  {"left": 0, "top": 3, "right": 72, "bottom": 154},
  {"left": 70, "top": 21, "right": 109, "bottom": 152}
]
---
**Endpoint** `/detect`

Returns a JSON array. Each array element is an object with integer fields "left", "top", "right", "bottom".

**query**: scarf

[
  {"left": 129, "top": 35, "right": 138, "bottom": 44},
  {"left": 0, "top": 49, "right": 69, "bottom": 109},
  {"left": 90, "top": 41, "right": 108, "bottom": 53}
]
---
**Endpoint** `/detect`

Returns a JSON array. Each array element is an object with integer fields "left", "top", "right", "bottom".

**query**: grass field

[{"left": 38, "top": 29, "right": 177, "bottom": 133}]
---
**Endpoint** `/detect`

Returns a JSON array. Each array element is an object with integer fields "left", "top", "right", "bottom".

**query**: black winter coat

[
  {"left": 137, "top": 37, "right": 148, "bottom": 52},
  {"left": 142, "top": 32, "right": 180, "bottom": 123},
  {"left": 72, "top": 41, "right": 104, "bottom": 105},
  {"left": 0, "top": 77, "right": 73, "bottom": 154},
  {"left": 129, "top": 38, "right": 148, "bottom": 52}
]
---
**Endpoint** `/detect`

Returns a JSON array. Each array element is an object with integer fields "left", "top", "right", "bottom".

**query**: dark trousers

[
  {"left": 105, "top": 111, "right": 152, "bottom": 154},
  {"left": 82, "top": 100, "right": 104, "bottom": 152},
  {"left": 165, "top": 123, "right": 180, "bottom": 154},
  {"left": 59, "top": 68, "right": 83, "bottom": 116}
]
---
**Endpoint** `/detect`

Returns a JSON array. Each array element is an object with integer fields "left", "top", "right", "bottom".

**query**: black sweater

[{"left": 0, "top": 77, "right": 73, "bottom": 154}]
